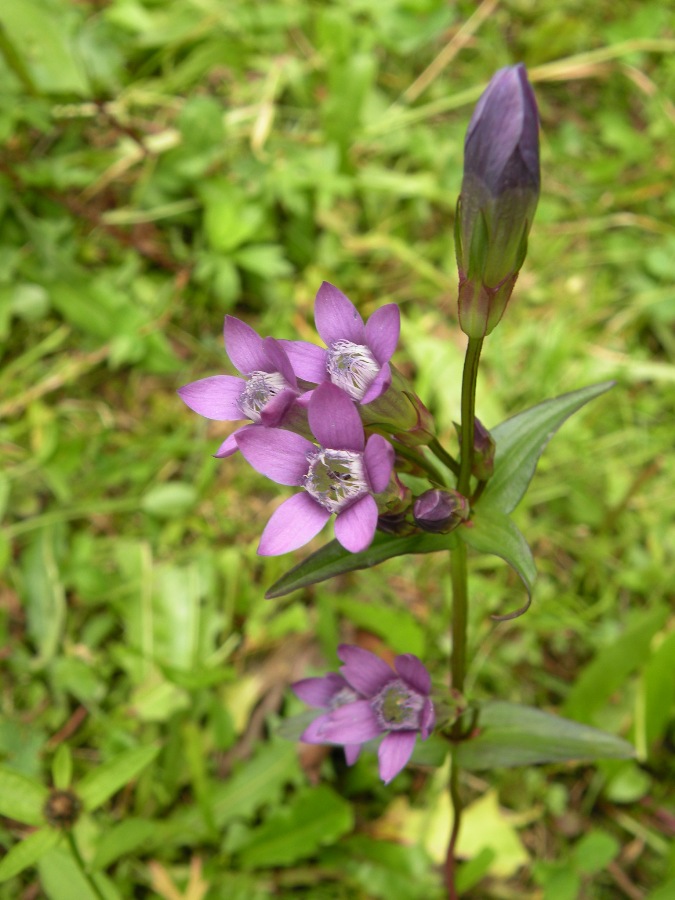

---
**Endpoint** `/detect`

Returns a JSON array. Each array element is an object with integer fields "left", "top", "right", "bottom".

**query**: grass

[{"left": 0, "top": 0, "right": 674, "bottom": 897}]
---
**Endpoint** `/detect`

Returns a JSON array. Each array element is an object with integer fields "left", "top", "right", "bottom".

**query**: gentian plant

[{"left": 179, "top": 64, "right": 633, "bottom": 898}]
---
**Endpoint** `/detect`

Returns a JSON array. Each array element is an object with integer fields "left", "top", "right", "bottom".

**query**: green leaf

[
  {"left": 155, "top": 740, "right": 302, "bottom": 846},
  {"left": 458, "top": 509, "right": 536, "bottom": 620},
  {"left": 572, "top": 830, "right": 620, "bottom": 875},
  {"left": 51, "top": 745, "right": 72, "bottom": 791},
  {"left": 0, "top": 766, "right": 48, "bottom": 826},
  {"left": 455, "top": 702, "right": 635, "bottom": 770},
  {"left": 336, "top": 596, "right": 425, "bottom": 657},
  {"left": 237, "top": 785, "right": 353, "bottom": 868},
  {"left": 20, "top": 526, "right": 66, "bottom": 666},
  {"left": 0, "top": 828, "right": 60, "bottom": 882},
  {"left": 78, "top": 745, "right": 160, "bottom": 812},
  {"left": 265, "top": 532, "right": 456, "bottom": 599},
  {"left": 0, "top": 1, "right": 89, "bottom": 95},
  {"left": 481, "top": 382, "right": 615, "bottom": 514},
  {"left": 39, "top": 846, "right": 121, "bottom": 900},
  {"left": 141, "top": 482, "right": 197, "bottom": 519},
  {"left": 640, "top": 625, "right": 675, "bottom": 752},
  {"left": 563, "top": 605, "right": 668, "bottom": 724},
  {"left": 92, "top": 818, "right": 156, "bottom": 870}
]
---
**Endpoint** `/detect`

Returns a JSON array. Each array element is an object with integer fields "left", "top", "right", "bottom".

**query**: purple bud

[
  {"left": 413, "top": 489, "right": 469, "bottom": 534},
  {"left": 455, "top": 417, "right": 496, "bottom": 481},
  {"left": 456, "top": 64, "right": 540, "bottom": 338}
]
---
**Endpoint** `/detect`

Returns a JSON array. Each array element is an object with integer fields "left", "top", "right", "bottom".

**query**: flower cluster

[
  {"left": 292, "top": 645, "right": 435, "bottom": 784},
  {"left": 178, "top": 281, "right": 426, "bottom": 556},
  {"left": 179, "top": 64, "right": 540, "bottom": 786}
]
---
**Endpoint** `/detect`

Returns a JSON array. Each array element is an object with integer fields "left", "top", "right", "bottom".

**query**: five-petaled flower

[
  {"left": 236, "top": 382, "right": 394, "bottom": 555},
  {"left": 282, "top": 282, "right": 400, "bottom": 405},
  {"left": 177, "top": 316, "right": 305, "bottom": 458},
  {"left": 293, "top": 644, "right": 435, "bottom": 784}
]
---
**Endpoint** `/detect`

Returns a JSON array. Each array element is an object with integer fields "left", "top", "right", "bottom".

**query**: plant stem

[
  {"left": 449, "top": 541, "right": 469, "bottom": 697},
  {"left": 445, "top": 752, "right": 462, "bottom": 900},
  {"left": 66, "top": 831, "right": 106, "bottom": 900},
  {"left": 457, "top": 337, "right": 483, "bottom": 496},
  {"left": 428, "top": 437, "right": 460, "bottom": 477},
  {"left": 445, "top": 335, "right": 483, "bottom": 898},
  {"left": 392, "top": 440, "right": 450, "bottom": 486}
]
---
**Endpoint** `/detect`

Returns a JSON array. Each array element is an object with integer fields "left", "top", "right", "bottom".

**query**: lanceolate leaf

[
  {"left": 265, "top": 531, "right": 456, "bottom": 599},
  {"left": 78, "top": 745, "right": 160, "bottom": 812},
  {"left": 456, "top": 702, "right": 635, "bottom": 770},
  {"left": 237, "top": 785, "right": 353, "bottom": 867},
  {"left": 0, "top": 828, "right": 60, "bottom": 882},
  {"left": 481, "top": 381, "right": 615, "bottom": 515},
  {"left": 458, "top": 509, "right": 536, "bottom": 620},
  {"left": 0, "top": 767, "right": 49, "bottom": 826}
]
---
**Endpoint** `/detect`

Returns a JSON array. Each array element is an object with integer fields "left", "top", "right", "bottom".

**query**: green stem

[
  {"left": 428, "top": 437, "right": 460, "bottom": 477},
  {"left": 457, "top": 337, "right": 483, "bottom": 496},
  {"left": 391, "top": 441, "right": 450, "bottom": 486},
  {"left": 445, "top": 751, "right": 462, "bottom": 900},
  {"left": 449, "top": 541, "right": 469, "bottom": 697},
  {"left": 66, "top": 831, "right": 106, "bottom": 900},
  {"left": 445, "top": 335, "right": 483, "bottom": 898}
]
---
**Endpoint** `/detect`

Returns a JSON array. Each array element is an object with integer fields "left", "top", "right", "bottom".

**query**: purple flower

[
  {"left": 282, "top": 282, "right": 400, "bottom": 405},
  {"left": 292, "top": 672, "right": 363, "bottom": 765},
  {"left": 236, "top": 382, "right": 394, "bottom": 555},
  {"left": 294, "top": 645, "right": 435, "bottom": 784},
  {"left": 177, "top": 316, "right": 305, "bottom": 458}
]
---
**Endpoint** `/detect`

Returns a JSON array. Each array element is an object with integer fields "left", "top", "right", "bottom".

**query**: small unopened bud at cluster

[
  {"left": 413, "top": 489, "right": 469, "bottom": 534},
  {"left": 455, "top": 64, "right": 540, "bottom": 338},
  {"left": 43, "top": 788, "right": 82, "bottom": 829},
  {"left": 455, "top": 417, "right": 496, "bottom": 481}
]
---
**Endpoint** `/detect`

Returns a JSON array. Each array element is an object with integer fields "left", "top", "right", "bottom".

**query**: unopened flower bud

[
  {"left": 455, "top": 417, "right": 496, "bottom": 481},
  {"left": 360, "top": 366, "right": 436, "bottom": 447},
  {"left": 455, "top": 64, "right": 540, "bottom": 338},
  {"left": 43, "top": 789, "right": 82, "bottom": 829},
  {"left": 413, "top": 489, "right": 469, "bottom": 534}
]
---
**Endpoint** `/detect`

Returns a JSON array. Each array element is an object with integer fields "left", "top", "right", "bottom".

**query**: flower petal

[
  {"left": 262, "top": 337, "right": 297, "bottom": 386},
  {"left": 292, "top": 673, "right": 349, "bottom": 708},
  {"left": 308, "top": 382, "right": 364, "bottom": 452},
  {"left": 378, "top": 731, "right": 417, "bottom": 784},
  {"left": 317, "top": 700, "right": 381, "bottom": 744},
  {"left": 364, "top": 434, "right": 394, "bottom": 494},
  {"left": 224, "top": 316, "right": 268, "bottom": 374},
  {"left": 334, "top": 495, "right": 378, "bottom": 553},
  {"left": 338, "top": 645, "right": 394, "bottom": 697},
  {"left": 314, "top": 282, "right": 365, "bottom": 346},
  {"left": 236, "top": 427, "right": 314, "bottom": 485},
  {"left": 394, "top": 654, "right": 431, "bottom": 696},
  {"left": 361, "top": 362, "right": 391, "bottom": 404},
  {"left": 420, "top": 698, "right": 435, "bottom": 740},
  {"left": 214, "top": 431, "right": 241, "bottom": 458},
  {"left": 259, "top": 388, "right": 298, "bottom": 427},
  {"left": 365, "top": 303, "right": 400, "bottom": 365},
  {"left": 258, "top": 492, "right": 330, "bottom": 555},
  {"left": 177, "top": 376, "right": 244, "bottom": 420},
  {"left": 279, "top": 340, "right": 328, "bottom": 383},
  {"left": 344, "top": 745, "right": 362, "bottom": 766}
]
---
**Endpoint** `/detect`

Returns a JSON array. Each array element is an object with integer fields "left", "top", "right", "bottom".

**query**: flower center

[
  {"left": 238, "top": 371, "right": 289, "bottom": 422},
  {"left": 372, "top": 679, "right": 424, "bottom": 731},
  {"left": 326, "top": 341, "right": 380, "bottom": 401},
  {"left": 304, "top": 449, "right": 368, "bottom": 514}
]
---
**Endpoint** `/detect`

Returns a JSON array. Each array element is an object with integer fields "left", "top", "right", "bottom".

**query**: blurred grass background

[{"left": 0, "top": 0, "right": 674, "bottom": 897}]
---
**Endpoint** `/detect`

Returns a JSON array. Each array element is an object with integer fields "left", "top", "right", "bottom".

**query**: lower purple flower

[
  {"left": 236, "top": 382, "right": 394, "bottom": 555},
  {"left": 292, "top": 645, "right": 435, "bottom": 784}
]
